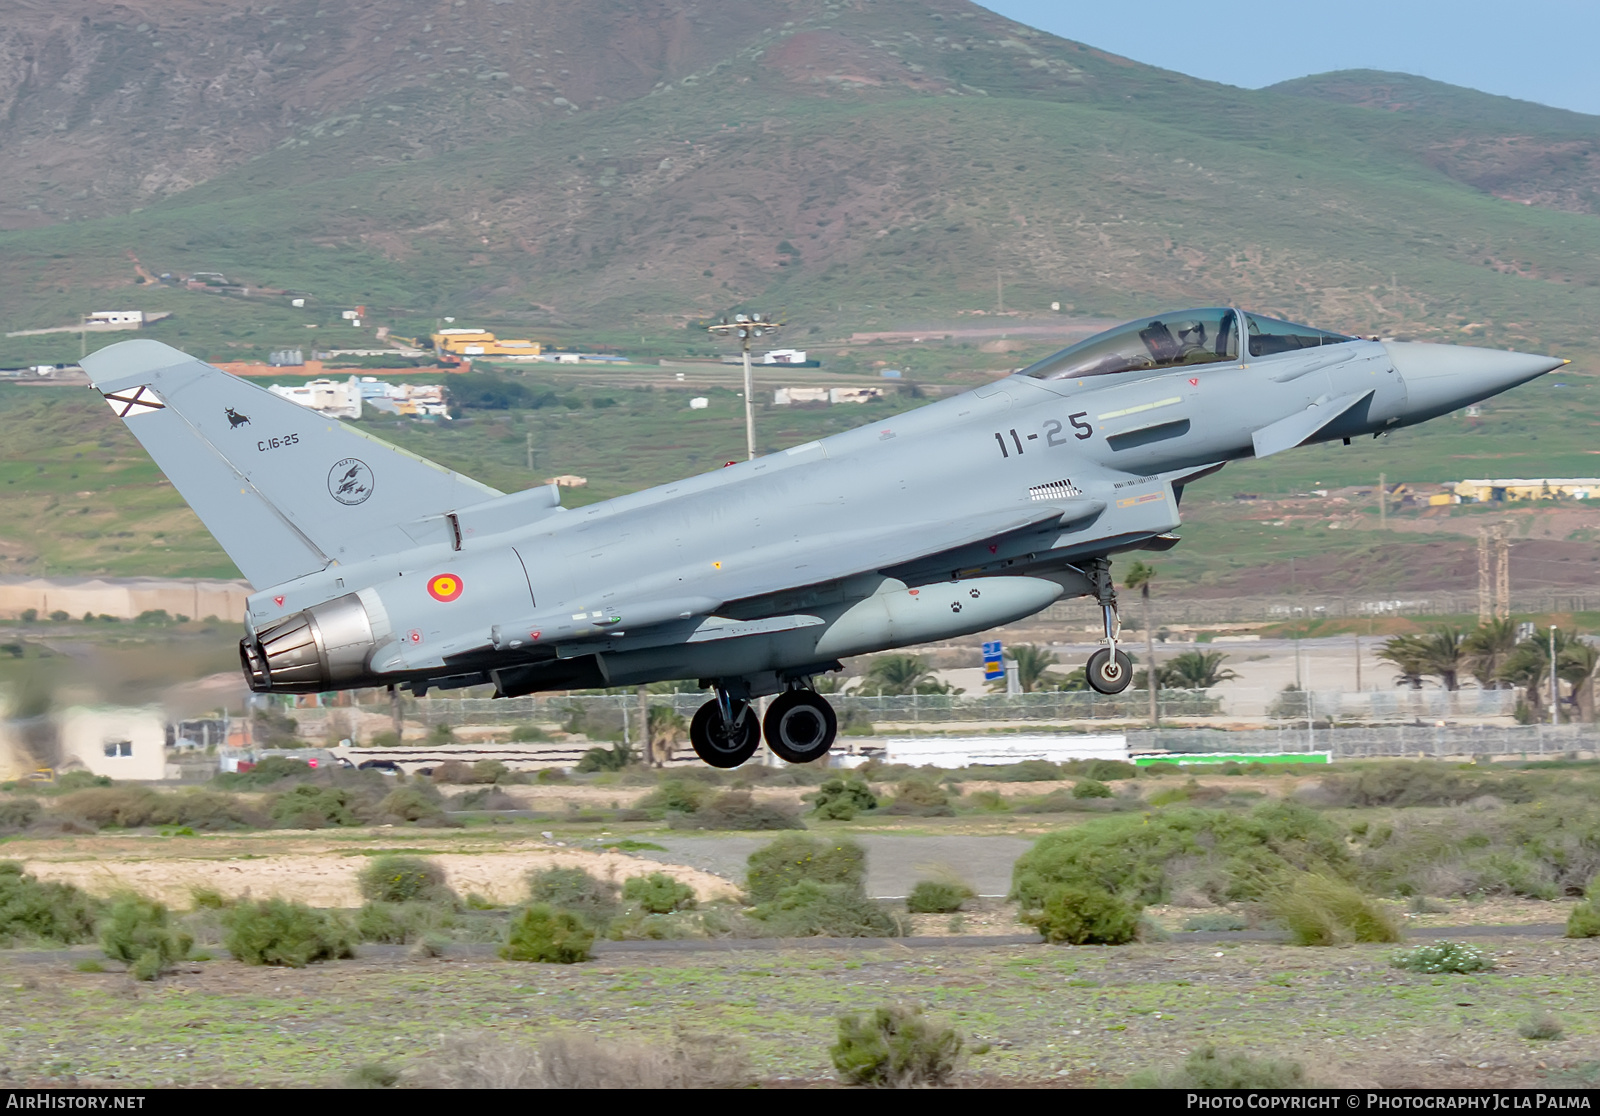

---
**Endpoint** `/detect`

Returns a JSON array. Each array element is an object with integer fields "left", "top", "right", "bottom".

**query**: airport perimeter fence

[
  {"left": 1034, "top": 590, "right": 1600, "bottom": 626},
  {"left": 1126, "top": 723, "right": 1600, "bottom": 759},
  {"left": 347, "top": 685, "right": 1518, "bottom": 731}
]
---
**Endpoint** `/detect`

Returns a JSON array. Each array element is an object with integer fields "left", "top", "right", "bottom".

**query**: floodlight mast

[{"left": 707, "top": 312, "right": 779, "bottom": 460}]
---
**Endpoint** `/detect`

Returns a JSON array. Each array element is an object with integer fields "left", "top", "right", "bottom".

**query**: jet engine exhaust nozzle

[{"left": 241, "top": 592, "right": 387, "bottom": 694}]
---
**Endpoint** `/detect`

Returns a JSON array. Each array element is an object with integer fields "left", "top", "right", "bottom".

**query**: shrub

[
  {"left": 746, "top": 834, "right": 867, "bottom": 904},
  {"left": 670, "top": 791, "right": 804, "bottom": 831},
  {"left": 1517, "top": 1012, "right": 1564, "bottom": 1041},
  {"left": 1011, "top": 803, "right": 1350, "bottom": 909},
  {"left": 575, "top": 743, "right": 634, "bottom": 773},
  {"left": 527, "top": 867, "right": 620, "bottom": 929},
  {"left": 1357, "top": 806, "right": 1592, "bottom": 900},
  {"left": 1128, "top": 1044, "right": 1305, "bottom": 1089},
  {"left": 750, "top": 880, "right": 904, "bottom": 938},
  {"left": 621, "top": 873, "right": 696, "bottom": 914},
  {"left": 638, "top": 779, "right": 705, "bottom": 816},
  {"left": 1182, "top": 912, "right": 1248, "bottom": 932},
  {"left": 346, "top": 1062, "right": 401, "bottom": 1088},
  {"left": 358, "top": 855, "right": 453, "bottom": 903},
  {"left": 271, "top": 785, "right": 358, "bottom": 829},
  {"left": 907, "top": 880, "right": 973, "bottom": 914},
  {"left": 811, "top": 775, "right": 878, "bottom": 820},
  {"left": 1316, "top": 762, "right": 1499, "bottom": 808},
  {"left": 0, "top": 861, "right": 100, "bottom": 945},
  {"left": 501, "top": 903, "right": 593, "bottom": 963},
  {"left": 357, "top": 901, "right": 453, "bottom": 944},
  {"left": 0, "top": 798, "right": 41, "bottom": 832},
  {"left": 987, "top": 759, "right": 1064, "bottom": 782},
  {"left": 882, "top": 777, "right": 954, "bottom": 817},
  {"left": 830, "top": 1005, "right": 963, "bottom": 1087},
  {"left": 1080, "top": 759, "right": 1138, "bottom": 781},
  {"left": 1023, "top": 884, "right": 1140, "bottom": 945},
  {"left": 374, "top": 786, "right": 453, "bottom": 826},
  {"left": 1273, "top": 874, "right": 1401, "bottom": 946},
  {"left": 222, "top": 898, "right": 354, "bottom": 967},
  {"left": 510, "top": 724, "right": 550, "bottom": 742},
  {"left": 1567, "top": 901, "right": 1600, "bottom": 938},
  {"left": 54, "top": 771, "right": 112, "bottom": 791},
  {"left": 212, "top": 756, "right": 315, "bottom": 789},
  {"left": 55, "top": 787, "right": 264, "bottom": 830},
  {"left": 1072, "top": 779, "right": 1113, "bottom": 799},
  {"left": 98, "top": 895, "right": 192, "bottom": 980},
  {"left": 1390, "top": 940, "right": 1495, "bottom": 974}
]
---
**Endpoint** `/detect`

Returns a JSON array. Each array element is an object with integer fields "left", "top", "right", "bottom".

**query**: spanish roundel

[{"left": 427, "top": 573, "right": 464, "bottom": 602}]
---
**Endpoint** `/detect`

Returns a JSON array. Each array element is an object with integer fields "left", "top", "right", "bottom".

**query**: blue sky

[{"left": 980, "top": 1, "right": 1600, "bottom": 116}]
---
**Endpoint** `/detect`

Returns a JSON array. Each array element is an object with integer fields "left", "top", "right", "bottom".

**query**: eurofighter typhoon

[{"left": 81, "top": 309, "right": 1562, "bottom": 766}]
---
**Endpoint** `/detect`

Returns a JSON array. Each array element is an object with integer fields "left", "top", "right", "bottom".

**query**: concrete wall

[{"left": 0, "top": 577, "right": 251, "bottom": 621}]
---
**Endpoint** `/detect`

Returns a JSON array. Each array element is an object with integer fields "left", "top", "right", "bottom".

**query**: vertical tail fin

[{"left": 82, "top": 339, "right": 500, "bottom": 589}]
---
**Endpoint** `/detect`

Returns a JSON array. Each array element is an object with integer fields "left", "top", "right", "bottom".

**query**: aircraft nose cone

[{"left": 1384, "top": 341, "right": 1564, "bottom": 419}]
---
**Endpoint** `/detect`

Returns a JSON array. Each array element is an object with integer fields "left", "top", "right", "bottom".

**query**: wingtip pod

[{"left": 80, "top": 338, "right": 199, "bottom": 389}]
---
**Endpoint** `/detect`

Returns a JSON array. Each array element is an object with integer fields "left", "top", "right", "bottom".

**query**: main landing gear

[
  {"left": 689, "top": 685, "right": 838, "bottom": 768},
  {"left": 1084, "top": 557, "right": 1133, "bottom": 695}
]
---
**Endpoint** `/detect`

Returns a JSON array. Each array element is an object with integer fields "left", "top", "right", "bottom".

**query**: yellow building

[
  {"left": 1453, "top": 478, "right": 1600, "bottom": 502},
  {"left": 431, "top": 328, "right": 542, "bottom": 357}
]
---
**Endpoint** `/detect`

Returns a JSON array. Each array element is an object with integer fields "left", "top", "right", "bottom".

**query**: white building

[
  {"left": 762, "top": 349, "right": 808, "bottom": 365},
  {"left": 87, "top": 311, "right": 144, "bottom": 326},
  {"left": 267, "top": 376, "right": 363, "bottom": 420},
  {"left": 58, "top": 706, "right": 168, "bottom": 782}
]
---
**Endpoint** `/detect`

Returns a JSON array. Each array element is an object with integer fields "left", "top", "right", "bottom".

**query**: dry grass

[{"left": 410, "top": 1032, "right": 748, "bottom": 1089}]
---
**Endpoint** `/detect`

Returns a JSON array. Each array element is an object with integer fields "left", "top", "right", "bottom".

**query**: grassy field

[
  {"left": 1, "top": 938, "right": 1594, "bottom": 1087},
  {"left": 3, "top": 757, "right": 1599, "bottom": 1088}
]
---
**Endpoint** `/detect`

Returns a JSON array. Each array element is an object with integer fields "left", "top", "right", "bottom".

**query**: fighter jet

[{"left": 81, "top": 308, "right": 1562, "bottom": 767}]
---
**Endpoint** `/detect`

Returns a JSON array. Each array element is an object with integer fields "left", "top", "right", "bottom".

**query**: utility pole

[
  {"left": 1477, "top": 529, "right": 1492, "bottom": 623},
  {"left": 1378, "top": 473, "right": 1387, "bottom": 529},
  {"left": 1355, "top": 633, "right": 1362, "bottom": 692},
  {"left": 1550, "top": 624, "right": 1560, "bottom": 726},
  {"left": 996, "top": 270, "right": 1004, "bottom": 314},
  {"left": 526, "top": 431, "right": 535, "bottom": 473},
  {"left": 707, "top": 312, "right": 779, "bottom": 461},
  {"left": 1495, "top": 524, "right": 1510, "bottom": 620},
  {"left": 637, "top": 685, "right": 653, "bottom": 765}
]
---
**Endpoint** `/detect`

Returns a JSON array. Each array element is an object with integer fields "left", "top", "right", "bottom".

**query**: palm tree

[
  {"left": 1124, "top": 560, "right": 1158, "bottom": 726},
  {"left": 1463, "top": 618, "right": 1518, "bottom": 688},
  {"left": 1162, "top": 650, "right": 1240, "bottom": 689},
  {"left": 1416, "top": 625, "right": 1468, "bottom": 691},
  {"left": 1377, "top": 633, "right": 1429, "bottom": 689},
  {"left": 1560, "top": 640, "right": 1600, "bottom": 721},
  {"left": 862, "top": 653, "right": 937, "bottom": 696},
  {"left": 1497, "top": 627, "right": 1579, "bottom": 720}
]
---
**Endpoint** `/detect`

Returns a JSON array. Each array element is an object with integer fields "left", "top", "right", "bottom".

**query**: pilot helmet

[{"left": 1177, "top": 320, "right": 1206, "bottom": 341}]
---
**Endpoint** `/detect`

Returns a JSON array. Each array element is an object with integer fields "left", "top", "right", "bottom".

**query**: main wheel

[
  {"left": 1086, "top": 647, "right": 1134, "bottom": 694},
  {"left": 689, "top": 699, "right": 761, "bottom": 768},
  {"left": 763, "top": 690, "right": 838, "bottom": 764}
]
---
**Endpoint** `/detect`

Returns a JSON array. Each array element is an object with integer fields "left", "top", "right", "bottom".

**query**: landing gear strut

[
  {"left": 689, "top": 692, "right": 761, "bottom": 768},
  {"left": 1085, "top": 557, "right": 1133, "bottom": 695},
  {"left": 763, "top": 688, "right": 838, "bottom": 764}
]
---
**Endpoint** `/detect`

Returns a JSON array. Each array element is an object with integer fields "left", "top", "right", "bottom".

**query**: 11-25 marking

[{"left": 993, "top": 413, "right": 1092, "bottom": 458}]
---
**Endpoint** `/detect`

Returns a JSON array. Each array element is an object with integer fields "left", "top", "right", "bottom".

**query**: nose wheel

[
  {"left": 689, "top": 698, "right": 761, "bottom": 768},
  {"left": 763, "top": 689, "right": 838, "bottom": 764},
  {"left": 1086, "top": 647, "right": 1134, "bottom": 694}
]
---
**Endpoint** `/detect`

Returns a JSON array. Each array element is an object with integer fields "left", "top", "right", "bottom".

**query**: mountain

[{"left": 2, "top": 0, "right": 1599, "bottom": 358}]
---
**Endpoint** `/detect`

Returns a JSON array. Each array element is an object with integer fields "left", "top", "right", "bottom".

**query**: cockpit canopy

[{"left": 1020, "top": 308, "right": 1356, "bottom": 381}]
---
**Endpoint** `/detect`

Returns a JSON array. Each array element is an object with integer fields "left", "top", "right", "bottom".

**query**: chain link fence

[{"left": 336, "top": 685, "right": 1519, "bottom": 731}]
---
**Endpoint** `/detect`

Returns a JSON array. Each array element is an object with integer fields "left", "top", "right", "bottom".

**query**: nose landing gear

[{"left": 1084, "top": 557, "right": 1134, "bottom": 695}]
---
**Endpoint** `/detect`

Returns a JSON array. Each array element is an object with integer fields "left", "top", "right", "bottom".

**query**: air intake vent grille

[{"left": 1029, "top": 478, "right": 1083, "bottom": 501}]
